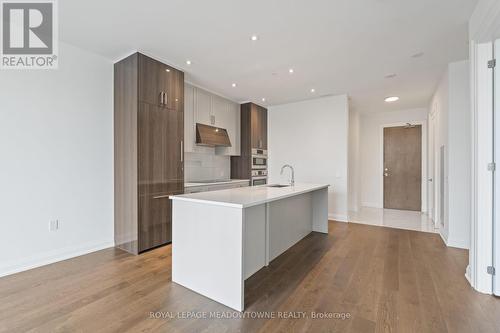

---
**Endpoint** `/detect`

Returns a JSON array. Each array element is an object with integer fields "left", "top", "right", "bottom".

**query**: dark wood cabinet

[
  {"left": 115, "top": 53, "right": 184, "bottom": 255},
  {"left": 231, "top": 102, "right": 267, "bottom": 179},
  {"left": 249, "top": 103, "right": 267, "bottom": 149}
]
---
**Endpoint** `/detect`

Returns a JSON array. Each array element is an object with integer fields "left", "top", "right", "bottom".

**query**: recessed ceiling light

[
  {"left": 261, "top": 98, "right": 266, "bottom": 102},
  {"left": 231, "top": 83, "right": 237, "bottom": 87},
  {"left": 289, "top": 68, "right": 294, "bottom": 74},
  {"left": 411, "top": 52, "right": 424, "bottom": 58},
  {"left": 251, "top": 35, "right": 259, "bottom": 41},
  {"left": 186, "top": 60, "right": 192, "bottom": 65},
  {"left": 385, "top": 96, "right": 399, "bottom": 102},
  {"left": 310, "top": 88, "right": 316, "bottom": 93},
  {"left": 385, "top": 73, "right": 396, "bottom": 79}
]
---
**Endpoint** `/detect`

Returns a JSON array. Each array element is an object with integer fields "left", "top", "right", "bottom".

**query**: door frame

[{"left": 379, "top": 121, "right": 427, "bottom": 212}]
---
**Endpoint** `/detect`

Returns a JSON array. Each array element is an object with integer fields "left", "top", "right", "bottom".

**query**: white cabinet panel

[
  {"left": 185, "top": 84, "right": 241, "bottom": 156},
  {"left": 195, "top": 88, "right": 213, "bottom": 126},
  {"left": 211, "top": 95, "right": 228, "bottom": 127},
  {"left": 184, "top": 84, "right": 195, "bottom": 152},
  {"left": 215, "top": 101, "right": 241, "bottom": 156}
]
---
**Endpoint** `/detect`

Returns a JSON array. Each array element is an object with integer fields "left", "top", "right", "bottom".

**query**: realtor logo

[{"left": 1, "top": 0, "right": 58, "bottom": 69}]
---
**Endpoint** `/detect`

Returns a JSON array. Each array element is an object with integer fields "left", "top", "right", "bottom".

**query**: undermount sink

[{"left": 267, "top": 184, "right": 290, "bottom": 188}]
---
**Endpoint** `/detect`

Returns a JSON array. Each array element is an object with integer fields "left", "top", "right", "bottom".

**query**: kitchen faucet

[{"left": 280, "top": 164, "right": 295, "bottom": 186}]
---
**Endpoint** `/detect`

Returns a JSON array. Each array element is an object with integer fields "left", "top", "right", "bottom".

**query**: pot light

[
  {"left": 384, "top": 96, "right": 399, "bottom": 102},
  {"left": 288, "top": 68, "right": 294, "bottom": 74},
  {"left": 186, "top": 60, "right": 192, "bottom": 65},
  {"left": 231, "top": 83, "right": 237, "bottom": 87},
  {"left": 251, "top": 35, "right": 259, "bottom": 41},
  {"left": 261, "top": 98, "right": 266, "bottom": 102},
  {"left": 310, "top": 88, "right": 315, "bottom": 93}
]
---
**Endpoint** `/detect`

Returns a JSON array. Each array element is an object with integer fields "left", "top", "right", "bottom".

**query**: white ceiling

[{"left": 60, "top": 0, "right": 477, "bottom": 113}]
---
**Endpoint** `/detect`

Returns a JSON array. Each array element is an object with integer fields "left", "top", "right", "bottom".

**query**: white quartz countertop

[
  {"left": 185, "top": 179, "right": 250, "bottom": 188},
  {"left": 170, "top": 183, "right": 329, "bottom": 208}
]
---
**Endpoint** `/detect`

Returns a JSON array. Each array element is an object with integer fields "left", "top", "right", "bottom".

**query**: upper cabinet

[
  {"left": 138, "top": 55, "right": 183, "bottom": 111},
  {"left": 184, "top": 83, "right": 241, "bottom": 156},
  {"left": 250, "top": 104, "right": 267, "bottom": 150}
]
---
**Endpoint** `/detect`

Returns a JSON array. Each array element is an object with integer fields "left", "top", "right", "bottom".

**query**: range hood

[{"left": 196, "top": 123, "right": 232, "bottom": 147}]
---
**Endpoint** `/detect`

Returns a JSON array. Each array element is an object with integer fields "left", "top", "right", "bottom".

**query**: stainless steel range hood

[{"left": 195, "top": 123, "right": 232, "bottom": 147}]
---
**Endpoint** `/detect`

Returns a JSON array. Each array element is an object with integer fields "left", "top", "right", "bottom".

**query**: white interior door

[{"left": 494, "top": 39, "right": 500, "bottom": 296}]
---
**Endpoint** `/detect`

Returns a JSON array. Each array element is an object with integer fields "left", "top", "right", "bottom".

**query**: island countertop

[{"left": 170, "top": 183, "right": 329, "bottom": 208}]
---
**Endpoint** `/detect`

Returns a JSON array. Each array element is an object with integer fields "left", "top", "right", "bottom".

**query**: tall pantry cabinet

[{"left": 114, "top": 53, "right": 184, "bottom": 254}]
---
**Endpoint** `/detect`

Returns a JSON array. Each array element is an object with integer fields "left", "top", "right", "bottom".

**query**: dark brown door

[
  {"left": 137, "top": 102, "right": 175, "bottom": 251},
  {"left": 138, "top": 54, "right": 163, "bottom": 106},
  {"left": 260, "top": 106, "right": 267, "bottom": 149},
  {"left": 383, "top": 125, "right": 422, "bottom": 211},
  {"left": 250, "top": 105, "right": 267, "bottom": 149},
  {"left": 165, "top": 108, "right": 184, "bottom": 193},
  {"left": 251, "top": 105, "right": 260, "bottom": 149},
  {"left": 158, "top": 64, "right": 183, "bottom": 111}
]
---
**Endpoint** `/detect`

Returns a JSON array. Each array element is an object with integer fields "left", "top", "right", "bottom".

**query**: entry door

[{"left": 383, "top": 125, "right": 422, "bottom": 211}]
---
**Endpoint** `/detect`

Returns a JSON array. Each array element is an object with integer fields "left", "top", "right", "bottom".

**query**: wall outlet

[{"left": 49, "top": 220, "right": 59, "bottom": 231}]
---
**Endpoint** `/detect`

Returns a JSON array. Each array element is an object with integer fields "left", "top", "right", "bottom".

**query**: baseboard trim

[
  {"left": 361, "top": 202, "right": 382, "bottom": 208},
  {"left": 465, "top": 264, "right": 472, "bottom": 285},
  {"left": 0, "top": 239, "right": 115, "bottom": 278},
  {"left": 329, "top": 213, "right": 348, "bottom": 222},
  {"left": 438, "top": 230, "right": 448, "bottom": 246},
  {"left": 445, "top": 238, "right": 470, "bottom": 250}
]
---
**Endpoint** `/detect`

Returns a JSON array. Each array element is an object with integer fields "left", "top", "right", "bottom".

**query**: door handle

[
  {"left": 153, "top": 195, "right": 170, "bottom": 199},
  {"left": 164, "top": 91, "right": 168, "bottom": 105},
  {"left": 180, "top": 140, "right": 184, "bottom": 162},
  {"left": 159, "top": 92, "right": 164, "bottom": 105}
]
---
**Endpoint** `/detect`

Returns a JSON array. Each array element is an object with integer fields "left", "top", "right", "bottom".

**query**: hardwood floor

[{"left": 1, "top": 221, "right": 499, "bottom": 333}]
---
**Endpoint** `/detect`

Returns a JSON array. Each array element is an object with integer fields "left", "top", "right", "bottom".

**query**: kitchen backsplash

[{"left": 185, "top": 147, "right": 230, "bottom": 181}]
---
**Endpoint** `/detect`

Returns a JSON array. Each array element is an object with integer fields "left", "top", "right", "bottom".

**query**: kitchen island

[{"left": 169, "top": 183, "right": 329, "bottom": 311}]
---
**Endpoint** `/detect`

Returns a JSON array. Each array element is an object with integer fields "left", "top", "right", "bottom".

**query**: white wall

[
  {"left": 268, "top": 95, "right": 349, "bottom": 221},
  {"left": 430, "top": 60, "right": 471, "bottom": 249},
  {"left": 358, "top": 108, "right": 428, "bottom": 210},
  {"left": 448, "top": 61, "right": 472, "bottom": 248},
  {"left": 0, "top": 42, "right": 114, "bottom": 277},
  {"left": 348, "top": 109, "right": 361, "bottom": 212},
  {"left": 430, "top": 70, "right": 449, "bottom": 236}
]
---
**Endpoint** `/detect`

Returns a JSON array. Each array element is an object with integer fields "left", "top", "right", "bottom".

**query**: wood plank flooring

[{"left": 1, "top": 221, "right": 499, "bottom": 333}]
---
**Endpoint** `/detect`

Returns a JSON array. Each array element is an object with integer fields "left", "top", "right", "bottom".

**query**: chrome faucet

[{"left": 280, "top": 164, "right": 295, "bottom": 186}]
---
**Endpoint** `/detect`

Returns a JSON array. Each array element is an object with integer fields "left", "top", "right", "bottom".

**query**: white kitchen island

[{"left": 169, "top": 183, "right": 329, "bottom": 311}]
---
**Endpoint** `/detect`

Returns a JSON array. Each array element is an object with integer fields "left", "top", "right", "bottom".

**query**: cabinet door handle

[
  {"left": 153, "top": 195, "right": 170, "bottom": 199},
  {"left": 159, "top": 92, "right": 164, "bottom": 105},
  {"left": 180, "top": 140, "right": 184, "bottom": 162},
  {"left": 164, "top": 91, "right": 168, "bottom": 105}
]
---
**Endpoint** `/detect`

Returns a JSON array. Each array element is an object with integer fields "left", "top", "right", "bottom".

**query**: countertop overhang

[{"left": 170, "top": 183, "right": 330, "bottom": 208}]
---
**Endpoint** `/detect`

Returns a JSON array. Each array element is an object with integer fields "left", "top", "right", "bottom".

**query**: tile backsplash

[{"left": 185, "top": 147, "right": 230, "bottom": 181}]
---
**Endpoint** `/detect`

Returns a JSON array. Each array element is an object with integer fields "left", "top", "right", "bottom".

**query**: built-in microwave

[
  {"left": 251, "top": 149, "right": 267, "bottom": 169},
  {"left": 251, "top": 169, "right": 267, "bottom": 186}
]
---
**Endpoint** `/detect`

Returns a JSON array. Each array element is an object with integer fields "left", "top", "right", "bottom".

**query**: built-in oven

[
  {"left": 251, "top": 149, "right": 268, "bottom": 169},
  {"left": 251, "top": 169, "right": 267, "bottom": 186}
]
